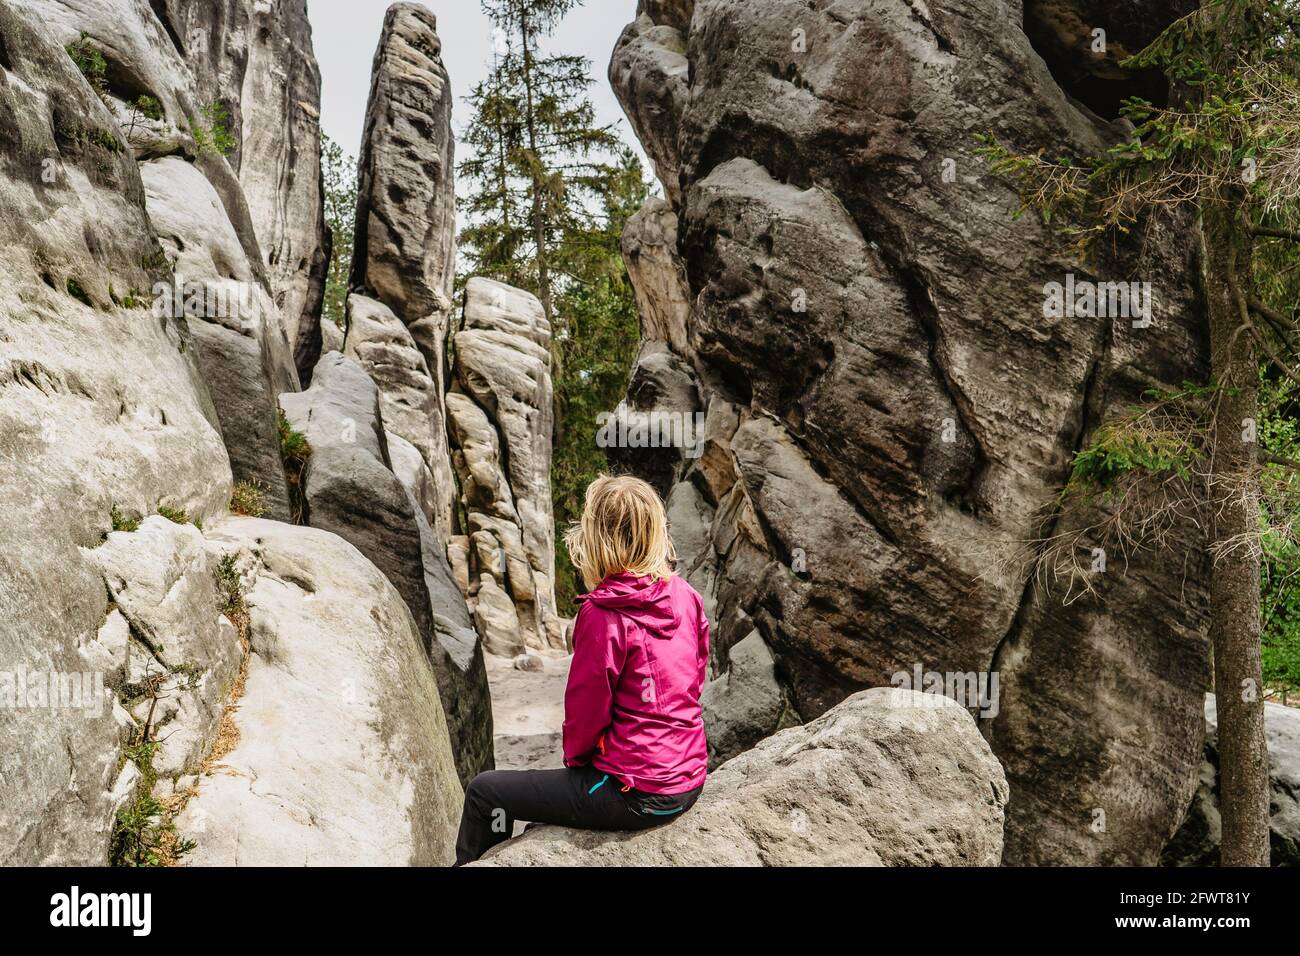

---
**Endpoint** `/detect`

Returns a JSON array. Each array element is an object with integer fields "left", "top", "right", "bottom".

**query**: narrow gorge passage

[{"left": 487, "top": 651, "right": 570, "bottom": 773}]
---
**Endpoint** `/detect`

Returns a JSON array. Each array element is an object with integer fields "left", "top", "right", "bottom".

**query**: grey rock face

[
  {"left": 345, "top": 294, "right": 445, "bottom": 504},
  {"left": 280, "top": 353, "right": 493, "bottom": 785},
  {"left": 477, "top": 688, "right": 1008, "bottom": 866},
  {"left": 0, "top": 0, "right": 233, "bottom": 864},
  {"left": 239, "top": 0, "right": 329, "bottom": 383},
  {"left": 176, "top": 519, "right": 465, "bottom": 865},
  {"left": 83, "top": 517, "right": 243, "bottom": 779},
  {"left": 622, "top": 198, "right": 691, "bottom": 355},
  {"left": 609, "top": 12, "right": 689, "bottom": 207},
  {"left": 149, "top": 0, "right": 329, "bottom": 382},
  {"left": 350, "top": 2, "right": 458, "bottom": 538},
  {"left": 0, "top": 0, "right": 470, "bottom": 866},
  {"left": 450, "top": 278, "right": 563, "bottom": 653},
  {"left": 141, "top": 155, "right": 297, "bottom": 521},
  {"left": 609, "top": 0, "right": 1209, "bottom": 864},
  {"left": 700, "top": 630, "right": 798, "bottom": 768},
  {"left": 1164, "top": 695, "right": 1300, "bottom": 867},
  {"left": 27, "top": 0, "right": 310, "bottom": 522}
]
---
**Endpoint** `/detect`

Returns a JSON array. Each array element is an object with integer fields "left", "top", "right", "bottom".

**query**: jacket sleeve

[
  {"left": 697, "top": 597, "right": 711, "bottom": 690},
  {"left": 562, "top": 604, "right": 627, "bottom": 767}
]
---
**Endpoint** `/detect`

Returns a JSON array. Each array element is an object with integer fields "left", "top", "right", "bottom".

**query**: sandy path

[{"left": 485, "top": 651, "right": 572, "bottom": 771}]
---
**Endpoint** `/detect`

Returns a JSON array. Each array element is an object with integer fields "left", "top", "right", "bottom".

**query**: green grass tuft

[{"left": 229, "top": 480, "right": 267, "bottom": 518}]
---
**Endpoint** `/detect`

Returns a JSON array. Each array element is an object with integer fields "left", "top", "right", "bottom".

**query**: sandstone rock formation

[
  {"left": 0, "top": 0, "right": 465, "bottom": 867},
  {"left": 27, "top": 0, "right": 310, "bottom": 523},
  {"left": 448, "top": 278, "right": 563, "bottom": 654},
  {"left": 349, "top": 2, "right": 458, "bottom": 540},
  {"left": 621, "top": 198, "right": 690, "bottom": 354},
  {"left": 477, "top": 687, "right": 1008, "bottom": 866},
  {"left": 700, "top": 629, "right": 798, "bottom": 768},
  {"left": 609, "top": 0, "right": 1210, "bottom": 865},
  {"left": 141, "top": 154, "right": 297, "bottom": 521},
  {"left": 0, "top": 0, "right": 233, "bottom": 863},
  {"left": 175, "top": 519, "right": 464, "bottom": 866},
  {"left": 1164, "top": 695, "right": 1300, "bottom": 867},
  {"left": 280, "top": 352, "right": 492, "bottom": 784},
  {"left": 236, "top": 0, "right": 329, "bottom": 383},
  {"left": 150, "top": 0, "right": 331, "bottom": 382}
]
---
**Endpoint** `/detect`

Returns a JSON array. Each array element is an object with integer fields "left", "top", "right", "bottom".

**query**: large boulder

[
  {"left": 1164, "top": 695, "right": 1300, "bottom": 867},
  {"left": 280, "top": 353, "right": 493, "bottom": 785},
  {"left": 700, "top": 629, "right": 798, "bottom": 768},
  {"left": 608, "top": 0, "right": 1210, "bottom": 864},
  {"left": 175, "top": 519, "right": 464, "bottom": 866},
  {"left": 0, "top": 0, "right": 232, "bottom": 865},
  {"left": 350, "top": 1, "right": 458, "bottom": 538},
  {"left": 477, "top": 687, "right": 1008, "bottom": 866}
]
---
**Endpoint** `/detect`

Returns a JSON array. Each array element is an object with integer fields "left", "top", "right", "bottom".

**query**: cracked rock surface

[{"left": 609, "top": 0, "right": 1210, "bottom": 864}]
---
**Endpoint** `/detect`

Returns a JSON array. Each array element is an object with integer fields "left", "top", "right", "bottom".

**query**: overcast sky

[{"left": 308, "top": 0, "right": 644, "bottom": 166}]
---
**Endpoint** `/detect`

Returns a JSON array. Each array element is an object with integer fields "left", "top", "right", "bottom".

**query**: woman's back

[{"left": 563, "top": 572, "right": 710, "bottom": 794}]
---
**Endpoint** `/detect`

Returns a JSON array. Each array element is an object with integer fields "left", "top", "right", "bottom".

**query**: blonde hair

[{"left": 564, "top": 474, "right": 676, "bottom": 590}]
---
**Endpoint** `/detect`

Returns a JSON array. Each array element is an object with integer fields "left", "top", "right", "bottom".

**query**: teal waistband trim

[
  {"left": 587, "top": 774, "right": 610, "bottom": 795},
  {"left": 644, "top": 806, "right": 685, "bottom": 816}
]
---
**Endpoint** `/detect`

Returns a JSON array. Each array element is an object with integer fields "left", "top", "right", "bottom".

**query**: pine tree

[
  {"left": 457, "top": 1, "right": 655, "bottom": 611},
  {"left": 551, "top": 150, "right": 651, "bottom": 611},
  {"left": 320, "top": 133, "right": 358, "bottom": 331},
  {"left": 457, "top": 0, "right": 624, "bottom": 330}
]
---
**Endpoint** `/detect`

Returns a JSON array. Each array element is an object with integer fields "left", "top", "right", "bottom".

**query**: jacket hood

[{"left": 581, "top": 572, "right": 679, "bottom": 638}]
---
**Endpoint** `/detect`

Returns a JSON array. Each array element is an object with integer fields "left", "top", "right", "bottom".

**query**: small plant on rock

[
  {"left": 110, "top": 741, "right": 196, "bottom": 867},
  {"left": 110, "top": 505, "right": 139, "bottom": 534},
  {"left": 156, "top": 504, "right": 190, "bottom": 525},
  {"left": 229, "top": 480, "right": 267, "bottom": 518},
  {"left": 65, "top": 32, "right": 107, "bottom": 100},
  {"left": 186, "top": 101, "right": 236, "bottom": 157},
  {"left": 278, "top": 409, "right": 312, "bottom": 524}
]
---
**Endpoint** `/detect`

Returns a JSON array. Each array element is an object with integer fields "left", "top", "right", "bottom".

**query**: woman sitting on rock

[{"left": 455, "top": 474, "right": 710, "bottom": 865}]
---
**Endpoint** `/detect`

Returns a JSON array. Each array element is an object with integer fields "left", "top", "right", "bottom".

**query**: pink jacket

[{"left": 563, "top": 572, "right": 710, "bottom": 794}]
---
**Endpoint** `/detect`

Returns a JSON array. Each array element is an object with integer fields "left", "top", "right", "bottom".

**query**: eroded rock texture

[
  {"left": 176, "top": 519, "right": 464, "bottom": 866},
  {"left": 448, "top": 278, "right": 563, "bottom": 654},
  {"left": 0, "top": 0, "right": 234, "bottom": 863},
  {"left": 27, "top": 0, "right": 311, "bottom": 522},
  {"left": 335, "top": 4, "right": 505, "bottom": 781},
  {"left": 609, "top": 0, "right": 1209, "bottom": 864},
  {"left": 1164, "top": 695, "right": 1300, "bottom": 867},
  {"left": 349, "top": 1, "right": 457, "bottom": 540},
  {"left": 149, "top": 0, "right": 329, "bottom": 382},
  {"left": 0, "top": 0, "right": 464, "bottom": 867},
  {"left": 478, "top": 688, "right": 1009, "bottom": 866}
]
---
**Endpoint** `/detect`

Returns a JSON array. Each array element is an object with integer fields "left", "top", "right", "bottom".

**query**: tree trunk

[
  {"left": 1201, "top": 203, "right": 1271, "bottom": 866},
  {"left": 516, "top": 4, "right": 565, "bottom": 444},
  {"left": 518, "top": 6, "right": 554, "bottom": 329}
]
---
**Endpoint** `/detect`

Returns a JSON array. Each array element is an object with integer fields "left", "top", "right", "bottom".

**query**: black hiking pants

[{"left": 454, "top": 765, "right": 704, "bottom": 865}]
